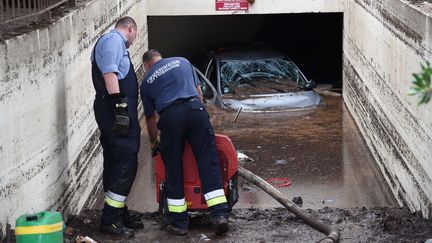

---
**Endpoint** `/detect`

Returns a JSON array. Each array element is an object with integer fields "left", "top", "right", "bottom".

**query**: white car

[{"left": 196, "top": 47, "right": 320, "bottom": 112}]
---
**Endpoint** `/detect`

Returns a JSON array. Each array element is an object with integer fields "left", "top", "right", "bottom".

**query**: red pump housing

[{"left": 154, "top": 134, "right": 239, "bottom": 211}]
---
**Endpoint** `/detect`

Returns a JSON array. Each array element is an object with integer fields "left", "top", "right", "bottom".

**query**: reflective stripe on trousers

[
  {"left": 105, "top": 191, "right": 127, "bottom": 208},
  {"left": 204, "top": 189, "right": 227, "bottom": 207},
  {"left": 167, "top": 197, "right": 187, "bottom": 213}
]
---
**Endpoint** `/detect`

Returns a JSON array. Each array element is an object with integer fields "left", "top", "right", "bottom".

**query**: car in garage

[{"left": 195, "top": 46, "right": 320, "bottom": 112}]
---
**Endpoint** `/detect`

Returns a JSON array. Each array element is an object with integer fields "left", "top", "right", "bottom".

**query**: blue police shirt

[
  {"left": 90, "top": 29, "right": 130, "bottom": 79},
  {"left": 140, "top": 57, "right": 200, "bottom": 117}
]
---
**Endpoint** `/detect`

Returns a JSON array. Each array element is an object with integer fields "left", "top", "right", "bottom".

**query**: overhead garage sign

[{"left": 216, "top": 0, "right": 249, "bottom": 11}]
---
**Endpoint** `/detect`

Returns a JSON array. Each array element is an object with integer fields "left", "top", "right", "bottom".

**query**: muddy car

[{"left": 195, "top": 47, "right": 320, "bottom": 111}]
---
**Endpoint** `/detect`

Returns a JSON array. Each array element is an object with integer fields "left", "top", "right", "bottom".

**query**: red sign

[{"left": 216, "top": 0, "right": 249, "bottom": 11}]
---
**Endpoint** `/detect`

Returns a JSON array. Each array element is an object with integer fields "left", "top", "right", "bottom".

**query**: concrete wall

[
  {"left": 0, "top": 0, "right": 148, "bottom": 228},
  {"left": 343, "top": 0, "right": 432, "bottom": 217}
]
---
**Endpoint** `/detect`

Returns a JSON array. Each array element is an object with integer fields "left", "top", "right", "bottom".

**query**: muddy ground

[
  {"left": 65, "top": 207, "right": 432, "bottom": 242},
  {"left": 61, "top": 94, "right": 432, "bottom": 243}
]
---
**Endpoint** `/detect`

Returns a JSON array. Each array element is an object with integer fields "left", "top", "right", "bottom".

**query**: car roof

[{"left": 213, "top": 47, "right": 286, "bottom": 61}]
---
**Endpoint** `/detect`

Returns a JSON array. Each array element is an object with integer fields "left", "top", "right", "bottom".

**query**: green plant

[{"left": 408, "top": 61, "right": 432, "bottom": 105}]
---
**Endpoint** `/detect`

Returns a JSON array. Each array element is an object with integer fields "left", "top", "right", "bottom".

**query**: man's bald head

[{"left": 115, "top": 16, "right": 137, "bottom": 30}]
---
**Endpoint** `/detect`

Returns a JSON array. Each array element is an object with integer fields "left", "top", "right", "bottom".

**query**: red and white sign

[{"left": 216, "top": 0, "right": 249, "bottom": 11}]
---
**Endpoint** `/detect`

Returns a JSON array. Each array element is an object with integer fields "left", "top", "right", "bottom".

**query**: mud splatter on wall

[
  {"left": 0, "top": 0, "right": 147, "bottom": 228},
  {"left": 343, "top": 0, "right": 432, "bottom": 218}
]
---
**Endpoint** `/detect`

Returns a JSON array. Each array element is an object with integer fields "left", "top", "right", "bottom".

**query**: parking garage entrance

[
  {"left": 143, "top": 13, "right": 396, "bottom": 210},
  {"left": 147, "top": 13, "right": 343, "bottom": 87}
]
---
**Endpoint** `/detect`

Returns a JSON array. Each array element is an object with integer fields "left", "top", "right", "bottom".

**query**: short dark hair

[
  {"left": 143, "top": 49, "right": 162, "bottom": 63},
  {"left": 115, "top": 16, "right": 137, "bottom": 30}
]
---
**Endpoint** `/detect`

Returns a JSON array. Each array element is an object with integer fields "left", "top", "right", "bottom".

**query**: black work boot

[
  {"left": 165, "top": 225, "right": 188, "bottom": 235},
  {"left": 211, "top": 216, "right": 229, "bottom": 235},
  {"left": 123, "top": 206, "right": 144, "bottom": 229},
  {"left": 100, "top": 221, "right": 135, "bottom": 239}
]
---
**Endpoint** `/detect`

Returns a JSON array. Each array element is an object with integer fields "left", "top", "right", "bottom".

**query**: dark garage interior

[{"left": 147, "top": 13, "right": 343, "bottom": 85}]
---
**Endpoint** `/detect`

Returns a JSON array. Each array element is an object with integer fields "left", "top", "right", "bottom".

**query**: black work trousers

[
  {"left": 94, "top": 97, "right": 140, "bottom": 225},
  {"left": 158, "top": 99, "right": 229, "bottom": 229}
]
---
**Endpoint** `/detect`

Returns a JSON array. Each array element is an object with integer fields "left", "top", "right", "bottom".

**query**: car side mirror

[{"left": 304, "top": 79, "right": 317, "bottom": 90}]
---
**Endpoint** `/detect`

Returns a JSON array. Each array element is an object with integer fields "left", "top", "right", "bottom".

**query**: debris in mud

[
  {"left": 237, "top": 151, "right": 254, "bottom": 162},
  {"left": 83, "top": 218, "right": 92, "bottom": 224},
  {"left": 239, "top": 180, "right": 258, "bottom": 192},
  {"left": 66, "top": 207, "right": 432, "bottom": 242},
  {"left": 191, "top": 233, "right": 211, "bottom": 242},
  {"left": 265, "top": 177, "right": 292, "bottom": 187},
  {"left": 75, "top": 235, "right": 98, "bottom": 243},
  {"left": 274, "top": 159, "right": 287, "bottom": 165},
  {"left": 322, "top": 199, "right": 336, "bottom": 205},
  {"left": 292, "top": 197, "right": 303, "bottom": 207}
]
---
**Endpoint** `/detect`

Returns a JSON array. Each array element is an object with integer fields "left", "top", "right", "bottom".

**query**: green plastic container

[{"left": 15, "top": 211, "right": 63, "bottom": 243}]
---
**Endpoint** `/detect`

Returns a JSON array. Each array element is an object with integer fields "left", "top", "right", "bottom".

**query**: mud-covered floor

[
  {"left": 64, "top": 94, "right": 432, "bottom": 242},
  {"left": 65, "top": 207, "right": 432, "bottom": 242}
]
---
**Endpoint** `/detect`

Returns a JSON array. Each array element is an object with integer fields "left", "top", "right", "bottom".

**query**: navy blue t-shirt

[{"left": 140, "top": 57, "right": 200, "bottom": 117}]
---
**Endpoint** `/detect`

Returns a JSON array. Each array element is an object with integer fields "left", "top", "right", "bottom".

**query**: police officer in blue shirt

[
  {"left": 91, "top": 16, "right": 142, "bottom": 238},
  {"left": 141, "top": 49, "right": 230, "bottom": 236}
]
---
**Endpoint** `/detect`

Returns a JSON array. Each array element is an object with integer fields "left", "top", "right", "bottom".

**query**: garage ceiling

[{"left": 148, "top": 15, "right": 266, "bottom": 61}]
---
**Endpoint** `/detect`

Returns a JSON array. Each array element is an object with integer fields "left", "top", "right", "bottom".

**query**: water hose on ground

[{"left": 237, "top": 167, "right": 340, "bottom": 243}]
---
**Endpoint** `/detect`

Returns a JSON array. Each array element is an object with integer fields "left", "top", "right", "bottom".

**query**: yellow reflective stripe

[
  {"left": 168, "top": 204, "right": 187, "bottom": 213},
  {"left": 207, "top": 195, "right": 227, "bottom": 207},
  {"left": 15, "top": 222, "right": 63, "bottom": 235},
  {"left": 105, "top": 197, "right": 126, "bottom": 208}
]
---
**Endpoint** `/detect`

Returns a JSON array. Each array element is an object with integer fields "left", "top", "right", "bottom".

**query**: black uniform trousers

[{"left": 158, "top": 98, "right": 229, "bottom": 229}]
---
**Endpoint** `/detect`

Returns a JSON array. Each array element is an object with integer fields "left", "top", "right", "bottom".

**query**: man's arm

[
  {"left": 145, "top": 113, "right": 159, "bottom": 144},
  {"left": 97, "top": 35, "right": 124, "bottom": 94},
  {"left": 103, "top": 73, "right": 121, "bottom": 94}
]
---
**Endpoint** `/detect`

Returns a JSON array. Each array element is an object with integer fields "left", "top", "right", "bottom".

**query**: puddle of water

[{"left": 209, "top": 95, "right": 397, "bottom": 209}]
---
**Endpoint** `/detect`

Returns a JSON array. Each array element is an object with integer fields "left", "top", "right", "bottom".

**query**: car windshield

[{"left": 220, "top": 58, "right": 308, "bottom": 89}]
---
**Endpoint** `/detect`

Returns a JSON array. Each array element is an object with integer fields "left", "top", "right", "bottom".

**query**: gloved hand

[
  {"left": 110, "top": 94, "right": 130, "bottom": 136},
  {"left": 151, "top": 136, "right": 160, "bottom": 157}
]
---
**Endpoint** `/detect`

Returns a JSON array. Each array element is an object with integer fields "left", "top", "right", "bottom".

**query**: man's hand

[
  {"left": 151, "top": 136, "right": 160, "bottom": 157},
  {"left": 111, "top": 94, "right": 130, "bottom": 136}
]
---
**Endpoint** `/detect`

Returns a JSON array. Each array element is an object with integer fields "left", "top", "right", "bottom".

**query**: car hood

[{"left": 222, "top": 91, "right": 321, "bottom": 112}]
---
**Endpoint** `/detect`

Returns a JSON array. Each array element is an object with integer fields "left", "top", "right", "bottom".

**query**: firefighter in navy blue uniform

[
  {"left": 140, "top": 49, "right": 230, "bottom": 236},
  {"left": 90, "top": 16, "right": 142, "bottom": 238}
]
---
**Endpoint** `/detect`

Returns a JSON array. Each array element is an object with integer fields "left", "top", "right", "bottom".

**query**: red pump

[{"left": 154, "top": 134, "right": 239, "bottom": 212}]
